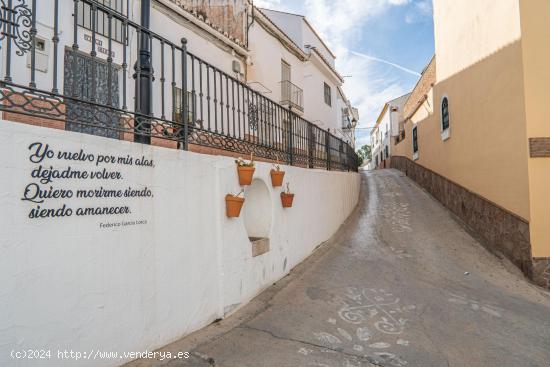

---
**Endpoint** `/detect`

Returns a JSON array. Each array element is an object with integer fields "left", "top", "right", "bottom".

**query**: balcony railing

[
  {"left": 0, "top": 0, "right": 358, "bottom": 172},
  {"left": 280, "top": 80, "right": 304, "bottom": 112}
]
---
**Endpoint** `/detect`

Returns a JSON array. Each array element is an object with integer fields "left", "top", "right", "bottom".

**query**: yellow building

[{"left": 391, "top": 0, "right": 550, "bottom": 289}]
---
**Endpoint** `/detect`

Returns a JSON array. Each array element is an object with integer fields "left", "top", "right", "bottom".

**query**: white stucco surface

[{"left": 0, "top": 121, "right": 360, "bottom": 367}]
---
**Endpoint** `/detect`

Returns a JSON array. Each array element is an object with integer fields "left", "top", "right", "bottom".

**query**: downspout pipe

[{"left": 134, "top": 0, "right": 154, "bottom": 144}]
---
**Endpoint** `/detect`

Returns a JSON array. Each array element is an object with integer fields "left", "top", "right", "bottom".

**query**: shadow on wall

[
  {"left": 394, "top": 39, "right": 529, "bottom": 220},
  {"left": 390, "top": 40, "right": 550, "bottom": 288}
]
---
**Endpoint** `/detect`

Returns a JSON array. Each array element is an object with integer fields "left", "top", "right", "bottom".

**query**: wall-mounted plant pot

[
  {"left": 270, "top": 169, "right": 285, "bottom": 187},
  {"left": 280, "top": 192, "right": 295, "bottom": 208},
  {"left": 225, "top": 194, "right": 245, "bottom": 217},
  {"left": 237, "top": 166, "right": 255, "bottom": 186}
]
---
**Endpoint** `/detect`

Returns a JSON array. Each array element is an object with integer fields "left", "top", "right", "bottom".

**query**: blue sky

[{"left": 254, "top": 0, "right": 435, "bottom": 148}]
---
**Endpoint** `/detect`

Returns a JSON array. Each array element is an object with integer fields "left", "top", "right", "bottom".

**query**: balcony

[
  {"left": 0, "top": 0, "right": 357, "bottom": 172},
  {"left": 280, "top": 80, "right": 304, "bottom": 112}
]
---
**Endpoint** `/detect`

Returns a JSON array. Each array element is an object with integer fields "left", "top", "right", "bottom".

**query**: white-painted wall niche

[{"left": 243, "top": 178, "right": 273, "bottom": 240}]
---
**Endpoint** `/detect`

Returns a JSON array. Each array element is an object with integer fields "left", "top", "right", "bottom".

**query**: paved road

[{"left": 128, "top": 170, "right": 550, "bottom": 367}]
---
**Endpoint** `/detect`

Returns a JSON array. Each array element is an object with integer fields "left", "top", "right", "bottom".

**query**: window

[
  {"left": 78, "top": 0, "right": 125, "bottom": 43},
  {"left": 441, "top": 96, "right": 449, "bottom": 130},
  {"left": 173, "top": 87, "right": 195, "bottom": 125},
  {"left": 412, "top": 125, "right": 419, "bottom": 160},
  {"left": 324, "top": 82, "right": 331, "bottom": 106},
  {"left": 441, "top": 95, "right": 450, "bottom": 140},
  {"left": 281, "top": 60, "right": 291, "bottom": 82},
  {"left": 385, "top": 145, "right": 389, "bottom": 159},
  {"left": 281, "top": 60, "right": 291, "bottom": 103}
]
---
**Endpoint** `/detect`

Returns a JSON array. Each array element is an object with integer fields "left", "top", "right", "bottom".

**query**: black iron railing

[{"left": 0, "top": 0, "right": 359, "bottom": 171}]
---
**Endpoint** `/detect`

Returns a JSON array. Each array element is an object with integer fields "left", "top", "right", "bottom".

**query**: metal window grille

[
  {"left": 78, "top": 0, "right": 125, "bottom": 43},
  {"left": 441, "top": 97, "right": 450, "bottom": 130}
]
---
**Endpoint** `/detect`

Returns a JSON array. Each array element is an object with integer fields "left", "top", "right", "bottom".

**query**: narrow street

[{"left": 131, "top": 170, "right": 550, "bottom": 367}]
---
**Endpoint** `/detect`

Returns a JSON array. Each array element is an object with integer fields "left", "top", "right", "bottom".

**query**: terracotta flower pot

[
  {"left": 225, "top": 194, "right": 245, "bottom": 217},
  {"left": 237, "top": 166, "right": 255, "bottom": 186},
  {"left": 270, "top": 169, "right": 285, "bottom": 187},
  {"left": 280, "top": 192, "right": 295, "bottom": 208}
]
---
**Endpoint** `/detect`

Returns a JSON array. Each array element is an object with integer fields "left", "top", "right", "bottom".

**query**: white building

[
  {"left": 370, "top": 93, "right": 410, "bottom": 169},
  {"left": 336, "top": 87, "right": 359, "bottom": 148},
  {"left": 249, "top": 8, "right": 358, "bottom": 146}
]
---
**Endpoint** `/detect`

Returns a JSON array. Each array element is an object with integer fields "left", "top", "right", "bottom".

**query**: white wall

[
  {"left": 247, "top": 21, "right": 305, "bottom": 106},
  {"left": 303, "top": 58, "right": 339, "bottom": 129},
  {"left": 388, "top": 93, "right": 410, "bottom": 137},
  {"left": 260, "top": 9, "right": 336, "bottom": 68},
  {"left": 301, "top": 23, "right": 335, "bottom": 68},
  {"left": 0, "top": 121, "right": 360, "bottom": 367},
  {"left": 371, "top": 109, "right": 390, "bottom": 168},
  {"left": 260, "top": 9, "right": 304, "bottom": 50},
  {"left": 250, "top": 9, "right": 343, "bottom": 131}
]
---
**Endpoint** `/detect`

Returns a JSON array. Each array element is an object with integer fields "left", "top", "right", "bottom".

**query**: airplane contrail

[{"left": 350, "top": 51, "right": 421, "bottom": 77}]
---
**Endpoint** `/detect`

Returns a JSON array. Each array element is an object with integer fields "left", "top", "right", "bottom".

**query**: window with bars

[
  {"left": 324, "top": 82, "right": 331, "bottom": 106},
  {"left": 77, "top": 0, "right": 125, "bottom": 43},
  {"left": 441, "top": 96, "right": 450, "bottom": 131},
  {"left": 412, "top": 125, "right": 419, "bottom": 154}
]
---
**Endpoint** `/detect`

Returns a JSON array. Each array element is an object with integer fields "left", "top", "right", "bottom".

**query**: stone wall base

[
  {"left": 391, "top": 156, "right": 549, "bottom": 290},
  {"left": 532, "top": 258, "right": 550, "bottom": 289}
]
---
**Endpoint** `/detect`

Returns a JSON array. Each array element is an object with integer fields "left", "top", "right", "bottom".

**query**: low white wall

[{"left": 0, "top": 121, "right": 360, "bottom": 367}]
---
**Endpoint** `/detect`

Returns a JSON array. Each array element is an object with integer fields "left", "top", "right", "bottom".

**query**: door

[
  {"left": 64, "top": 49, "right": 120, "bottom": 139},
  {"left": 281, "top": 60, "right": 291, "bottom": 102}
]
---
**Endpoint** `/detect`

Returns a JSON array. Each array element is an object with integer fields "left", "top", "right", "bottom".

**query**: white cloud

[
  {"left": 301, "top": 0, "right": 416, "bottom": 146},
  {"left": 405, "top": 0, "right": 433, "bottom": 24},
  {"left": 416, "top": 0, "right": 433, "bottom": 14},
  {"left": 343, "top": 53, "right": 408, "bottom": 148},
  {"left": 253, "top": 0, "right": 283, "bottom": 9}
]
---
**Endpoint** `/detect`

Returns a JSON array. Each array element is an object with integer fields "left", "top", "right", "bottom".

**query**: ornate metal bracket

[
  {"left": 248, "top": 101, "right": 258, "bottom": 131},
  {"left": 0, "top": 0, "right": 33, "bottom": 56}
]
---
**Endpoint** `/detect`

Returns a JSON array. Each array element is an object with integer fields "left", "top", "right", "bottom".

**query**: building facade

[
  {"left": 248, "top": 8, "right": 358, "bottom": 147},
  {"left": 370, "top": 93, "right": 409, "bottom": 170},
  {"left": 390, "top": 0, "right": 550, "bottom": 289},
  {"left": 0, "top": 0, "right": 358, "bottom": 171}
]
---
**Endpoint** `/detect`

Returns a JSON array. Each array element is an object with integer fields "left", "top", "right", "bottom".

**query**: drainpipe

[
  {"left": 134, "top": 0, "right": 153, "bottom": 144},
  {"left": 246, "top": 0, "right": 255, "bottom": 48}
]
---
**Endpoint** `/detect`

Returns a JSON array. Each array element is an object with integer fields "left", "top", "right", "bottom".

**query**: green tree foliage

[{"left": 356, "top": 144, "right": 372, "bottom": 166}]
